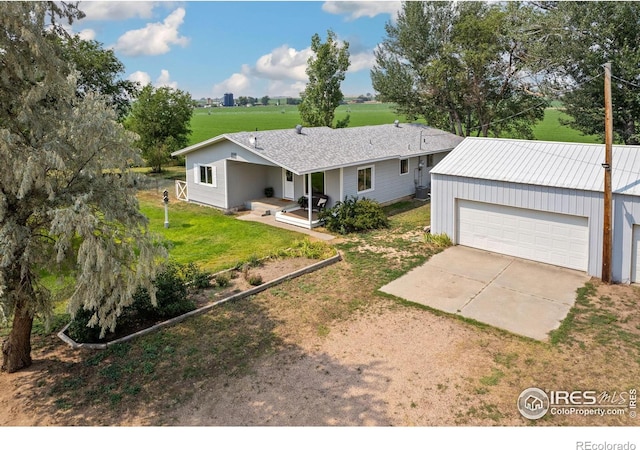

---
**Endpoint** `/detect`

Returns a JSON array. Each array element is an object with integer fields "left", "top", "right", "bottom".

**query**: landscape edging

[{"left": 57, "top": 252, "right": 342, "bottom": 350}]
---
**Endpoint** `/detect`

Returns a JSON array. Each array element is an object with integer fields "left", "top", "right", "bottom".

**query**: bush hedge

[
  {"left": 67, "top": 262, "right": 201, "bottom": 343},
  {"left": 319, "top": 196, "right": 388, "bottom": 234}
]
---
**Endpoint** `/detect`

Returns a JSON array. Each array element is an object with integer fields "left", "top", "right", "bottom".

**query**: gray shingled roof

[
  {"left": 173, "top": 123, "right": 464, "bottom": 174},
  {"left": 431, "top": 137, "right": 640, "bottom": 196}
]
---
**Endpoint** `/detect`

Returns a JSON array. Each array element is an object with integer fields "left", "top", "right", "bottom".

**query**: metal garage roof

[{"left": 431, "top": 137, "right": 640, "bottom": 196}]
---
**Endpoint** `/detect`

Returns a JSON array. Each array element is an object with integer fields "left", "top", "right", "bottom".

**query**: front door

[{"left": 283, "top": 169, "right": 294, "bottom": 199}]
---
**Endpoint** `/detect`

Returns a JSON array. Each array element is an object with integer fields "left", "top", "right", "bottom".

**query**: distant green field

[
  {"left": 532, "top": 108, "right": 600, "bottom": 143},
  {"left": 189, "top": 102, "right": 410, "bottom": 145},
  {"left": 188, "top": 103, "right": 599, "bottom": 146}
]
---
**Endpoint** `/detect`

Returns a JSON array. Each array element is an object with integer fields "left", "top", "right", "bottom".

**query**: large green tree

[
  {"left": 127, "top": 85, "right": 194, "bottom": 172},
  {"left": 298, "top": 30, "right": 351, "bottom": 128},
  {"left": 535, "top": 1, "right": 640, "bottom": 144},
  {"left": 61, "top": 37, "right": 140, "bottom": 121},
  {"left": 371, "top": 1, "right": 546, "bottom": 138},
  {"left": 0, "top": 2, "right": 164, "bottom": 373}
]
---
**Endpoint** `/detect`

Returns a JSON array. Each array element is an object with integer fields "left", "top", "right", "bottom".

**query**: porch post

[{"left": 308, "top": 172, "right": 312, "bottom": 228}]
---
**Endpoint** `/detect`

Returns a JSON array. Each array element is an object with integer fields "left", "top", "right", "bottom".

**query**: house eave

[{"left": 171, "top": 134, "right": 230, "bottom": 157}]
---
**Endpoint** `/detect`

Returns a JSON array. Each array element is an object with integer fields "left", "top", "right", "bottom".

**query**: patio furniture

[{"left": 300, "top": 194, "right": 329, "bottom": 211}]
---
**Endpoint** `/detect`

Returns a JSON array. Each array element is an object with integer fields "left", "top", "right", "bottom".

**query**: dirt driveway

[{"left": 168, "top": 305, "right": 507, "bottom": 426}]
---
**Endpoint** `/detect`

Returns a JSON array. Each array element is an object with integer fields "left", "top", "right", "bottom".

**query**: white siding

[
  {"left": 324, "top": 169, "right": 341, "bottom": 208},
  {"left": 184, "top": 140, "right": 278, "bottom": 210},
  {"left": 631, "top": 225, "right": 640, "bottom": 283},
  {"left": 227, "top": 160, "right": 271, "bottom": 209},
  {"left": 185, "top": 155, "right": 227, "bottom": 209},
  {"left": 431, "top": 174, "right": 604, "bottom": 278},
  {"left": 612, "top": 194, "right": 640, "bottom": 283},
  {"left": 341, "top": 154, "right": 448, "bottom": 204}
]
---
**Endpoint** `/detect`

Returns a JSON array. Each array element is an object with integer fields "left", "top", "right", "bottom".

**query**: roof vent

[
  {"left": 295, "top": 124, "right": 303, "bottom": 134},
  {"left": 394, "top": 119, "right": 400, "bottom": 127}
]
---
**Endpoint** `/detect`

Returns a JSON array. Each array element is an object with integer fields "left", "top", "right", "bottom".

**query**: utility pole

[{"left": 602, "top": 63, "right": 613, "bottom": 283}]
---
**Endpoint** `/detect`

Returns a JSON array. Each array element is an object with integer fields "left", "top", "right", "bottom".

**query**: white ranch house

[
  {"left": 172, "top": 123, "right": 463, "bottom": 228},
  {"left": 431, "top": 137, "right": 640, "bottom": 283}
]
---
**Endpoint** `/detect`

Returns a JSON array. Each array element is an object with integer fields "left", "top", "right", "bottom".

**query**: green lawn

[{"left": 138, "top": 192, "right": 303, "bottom": 273}]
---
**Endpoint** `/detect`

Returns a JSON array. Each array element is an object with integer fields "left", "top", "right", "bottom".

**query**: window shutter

[
  {"left": 211, "top": 166, "right": 217, "bottom": 187},
  {"left": 194, "top": 164, "right": 199, "bottom": 184}
]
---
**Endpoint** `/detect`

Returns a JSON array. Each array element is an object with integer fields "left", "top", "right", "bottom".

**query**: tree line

[{"left": 372, "top": 1, "right": 640, "bottom": 144}]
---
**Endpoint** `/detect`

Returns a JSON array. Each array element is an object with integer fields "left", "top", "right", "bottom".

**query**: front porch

[
  {"left": 246, "top": 197, "right": 324, "bottom": 229},
  {"left": 275, "top": 207, "right": 323, "bottom": 229},
  {"left": 245, "top": 197, "right": 296, "bottom": 216}
]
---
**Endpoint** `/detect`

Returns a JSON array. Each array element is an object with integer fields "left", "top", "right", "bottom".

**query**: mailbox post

[{"left": 163, "top": 189, "right": 169, "bottom": 228}]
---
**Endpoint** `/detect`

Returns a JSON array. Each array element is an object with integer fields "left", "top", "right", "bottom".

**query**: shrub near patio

[{"left": 319, "top": 196, "right": 389, "bottom": 234}]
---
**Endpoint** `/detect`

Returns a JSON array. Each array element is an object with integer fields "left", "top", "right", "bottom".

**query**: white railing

[{"left": 175, "top": 180, "right": 188, "bottom": 201}]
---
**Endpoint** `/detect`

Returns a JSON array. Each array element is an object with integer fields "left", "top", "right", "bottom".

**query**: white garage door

[{"left": 457, "top": 200, "right": 589, "bottom": 271}]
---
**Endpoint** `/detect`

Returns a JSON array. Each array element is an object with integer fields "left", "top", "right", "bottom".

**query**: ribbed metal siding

[
  {"left": 431, "top": 174, "right": 604, "bottom": 278},
  {"left": 613, "top": 193, "right": 640, "bottom": 283}
]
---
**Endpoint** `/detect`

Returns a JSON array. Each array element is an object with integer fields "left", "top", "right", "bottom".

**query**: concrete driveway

[{"left": 379, "top": 246, "right": 591, "bottom": 341}]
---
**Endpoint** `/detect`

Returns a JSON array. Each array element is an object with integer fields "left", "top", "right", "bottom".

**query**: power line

[{"left": 611, "top": 74, "right": 640, "bottom": 89}]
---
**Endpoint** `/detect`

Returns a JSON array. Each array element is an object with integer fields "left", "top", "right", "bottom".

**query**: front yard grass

[{"left": 137, "top": 190, "right": 302, "bottom": 273}]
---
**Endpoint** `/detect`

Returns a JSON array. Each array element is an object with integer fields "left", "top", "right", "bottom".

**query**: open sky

[{"left": 72, "top": 1, "right": 402, "bottom": 100}]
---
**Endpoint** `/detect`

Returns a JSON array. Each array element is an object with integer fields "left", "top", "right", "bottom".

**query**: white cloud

[
  {"left": 322, "top": 1, "right": 401, "bottom": 20},
  {"left": 79, "top": 1, "right": 157, "bottom": 21},
  {"left": 155, "top": 69, "right": 178, "bottom": 89},
  {"left": 114, "top": 8, "right": 189, "bottom": 57},
  {"left": 212, "top": 67, "right": 252, "bottom": 97},
  {"left": 76, "top": 28, "right": 96, "bottom": 41},
  {"left": 266, "top": 80, "right": 307, "bottom": 98},
  {"left": 254, "top": 45, "right": 312, "bottom": 82},
  {"left": 212, "top": 43, "right": 375, "bottom": 98},
  {"left": 128, "top": 71, "right": 152, "bottom": 86},
  {"left": 128, "top": 70, "right": 178, "bottom": 89},
  {"left": 348, "top": 50, "right": 376, "bottom": 73}
]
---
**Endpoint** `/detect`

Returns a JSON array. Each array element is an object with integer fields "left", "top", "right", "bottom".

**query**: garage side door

[{"left": 457, "top": 200, "right": 588, "bottom": 271}]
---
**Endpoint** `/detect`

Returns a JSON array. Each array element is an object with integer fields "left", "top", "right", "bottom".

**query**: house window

[
  {"left": 400, "top": 159, "right": 409, "bottom": 175},
  {"left": 196, "top": 164, "right": 217, "bottom": 186},
  {"left": 357, "top": 165, "right": 374, "bottom": 193},
  {"left": 426, "top": 154, "right": 434, "bottom": 167}
]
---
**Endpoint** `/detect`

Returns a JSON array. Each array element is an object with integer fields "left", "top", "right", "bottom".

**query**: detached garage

[{"left": 430, "top": 137, "right": 640, "bottom": 283}]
